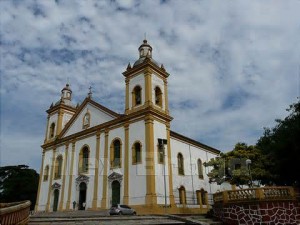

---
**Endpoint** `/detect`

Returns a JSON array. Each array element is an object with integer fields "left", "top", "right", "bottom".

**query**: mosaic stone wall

[{"left": 214, "top": 201, "right": 300, "bottom": 225}]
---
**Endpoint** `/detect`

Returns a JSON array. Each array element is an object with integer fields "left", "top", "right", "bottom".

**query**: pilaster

[
  {"left": 66, "top": 141, "right": 76, "bottom": 210},
  {"left": 35, "top": 150, "right": 45, "bottom": 211},
  {"left": 163, "top": 79, "right": 169, "bottom": 115},
  {"left": 92, "top": 131, "right": 101, "bottom": 209},
  {"left": 166, "top": 123, "right": 175, "bottom": 206},
  {"left": 125, "top": 78, "right": 130, "bottom": 114},
  {"left": 46, "top": 147, "right": 56, "bottom": 211},
  {"left": 56, "top": 109, "right": 64, "bottom": 136},
  {"left": 101, "top": 130, "right": 109, "bottom": 209},
  {"left": 123, "top": 123, "right": 130, "bottom": 204},
  {"left": 59, "top": 143, "right": 69, "bottom": 210},
  {"left": 144, "top": 68, "right": 153, "bottom": 107},
  {"left": 145, "top": 115, "right": 157, "bottom": 205}
]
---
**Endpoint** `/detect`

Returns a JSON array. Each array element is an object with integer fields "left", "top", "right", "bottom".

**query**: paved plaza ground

[{"left": 29, "top": 210, "right": 222, "bottom": 225}]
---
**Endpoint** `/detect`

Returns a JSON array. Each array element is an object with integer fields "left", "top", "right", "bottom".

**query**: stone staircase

[
  {"left": 29, "top": 211, "right": 185, "bottom": 225},
  {"left": 29, "top": 211, "right": 222, "bottom": 225}
]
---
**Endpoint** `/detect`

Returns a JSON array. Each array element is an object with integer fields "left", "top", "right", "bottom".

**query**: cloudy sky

[{"left": 1, "top": 0, "right": 299, "bottom": 172}]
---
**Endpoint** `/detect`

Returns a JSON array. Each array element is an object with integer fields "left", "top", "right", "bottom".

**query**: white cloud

[{"left": 0, "top": 0, "right": 299, "bottom": 171}]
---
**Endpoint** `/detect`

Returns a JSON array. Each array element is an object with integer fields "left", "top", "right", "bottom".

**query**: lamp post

[
  {"left": 158, "top": 138, "right": 168, "bottom": 212},
  {"left": 246, "top": 159, "right": 253, "bottom": 188}
]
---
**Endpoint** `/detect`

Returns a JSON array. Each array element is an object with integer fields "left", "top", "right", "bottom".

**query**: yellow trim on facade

[
  {"left": 35, "top": 151, "right": 45, "bottom": 211},
  {"left": 66, "top": 141, "right": 76, "bottom": 210},
  {"left": 46, "top": 147, "right": 56, "bottom": 211},
  {"left": 123, "top": 124, "right": 129, "bottom": 204},
  {"left": 101, "top": 130, "right": 109, "bottom": 209},
  {"left": 164, "top": 80, "right": 169, "bottom": 115},
  {"left": 109, "top": 137, "right": 123, "bottom": 169},
  {"left": 125, "top": 78, "right": 129, "bottom": 113},
  {"left": 56, "top": 109, "right": 63, "bottom": 136},
  {"left": 144, "top": 68, "right": 153, "bottom": 107},
  {"left": 44, "top": 115, "right": 50, "bottom": 143},
  {"left": 92, "top": 131, "right": 101, "bottom": 209},
  {"left": 59, "top": 143, "right": 69, "bottom": 210},
  {"left": 166, "top": 124, "right": 175, "bottom": 206},
  {"left": 144, "top": 115, "right": 157, "bottom": 206},
  {"left": 132, "top": 141, "right": 143, "bottom": 165}
]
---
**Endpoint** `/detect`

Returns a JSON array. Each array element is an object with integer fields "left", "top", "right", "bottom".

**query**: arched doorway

[
  {"left": 79, "top": 182, "right": 87, "bottom": 210},
  {"left": 53, "top": 189, "right": 59, "bottom": 212},
  {"left": 111, "top": 180, "right": 120, "bottom": 205}
]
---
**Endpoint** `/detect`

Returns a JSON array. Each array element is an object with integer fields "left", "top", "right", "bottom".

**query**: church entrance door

[
  {"left": 53, "top": 189, "right": 59, "bottom": 212},
  {"left": 79, "top": 182, "right": 87, "bottom": 210},
  {"left": 111, "top": 180, "right": 120, "bottom": 205}
]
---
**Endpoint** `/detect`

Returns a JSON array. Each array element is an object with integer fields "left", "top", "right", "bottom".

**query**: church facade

[{"left": 35, "top": 40, "right": 223, "bottom": 214}]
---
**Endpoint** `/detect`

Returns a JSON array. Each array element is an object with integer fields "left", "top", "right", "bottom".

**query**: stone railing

[
  {"left": 213, "top": 186, "right": 295, "bottom": 203},
  {"left": 0, "top": 201, "right": 31, "bottom": 225}
]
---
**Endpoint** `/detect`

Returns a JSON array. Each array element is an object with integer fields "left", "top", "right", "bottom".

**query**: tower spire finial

[{"left": 88, "top": 86, "right": 92, "bottom": 98}]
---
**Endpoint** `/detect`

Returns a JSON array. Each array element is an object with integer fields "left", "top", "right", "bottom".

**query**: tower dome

[{"left": 133, "top": 39, "right": 159, "bottom": 67}]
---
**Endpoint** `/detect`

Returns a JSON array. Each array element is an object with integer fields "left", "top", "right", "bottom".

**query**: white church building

[{"left": 35, "top": 40, "right": 225, "bottom": 214}]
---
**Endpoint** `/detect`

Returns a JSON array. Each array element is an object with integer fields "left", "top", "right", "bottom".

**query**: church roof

[{"left": 170, "top": 130, "right": 220, "bottom": 154}]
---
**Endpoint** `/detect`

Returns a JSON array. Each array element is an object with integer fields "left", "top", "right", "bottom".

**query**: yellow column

[
  {"left": 56, "top": 109, "right": 63, "bottom": 136},
  {"left": 46, "top": 147, "right": 56, "bottom": 211},
  {"left": 66, "top": 141, "right": 76, "bottom": 210},
  {"left": 35, "top": 150, "right": 45, "bottom": 211},
  {"left": 59, "top": 143, "right": 69, "bottom": 211},
  {"left": 125, "top": 78, "right": 130, "bottom": 114},
  {"left": 44, "top": 115, "right": 50, "bottom": 143},
  {"left": 123, "top": 124, "right": 129, "bottom": 204},
  {"left": 101, "top": 130, "right": 109, "bottom": 209},
  {"left": 144, "top": 68, "right": 153, "bottom": 107},
  {"left": 166, "top": 124, "right": 175, "bottom": 206},
  {"left": 145, "top": 115, "right": 157, "bottom": 205},
  {"left": 163, "top": 79, "right": 169, "bottom": 115},
  {"left": 92, "top": 131, "right": 101, "bottom": 209}
]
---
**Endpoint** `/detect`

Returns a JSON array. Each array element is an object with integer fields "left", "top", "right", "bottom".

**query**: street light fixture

[{"left": 246, "top": 159, "right": 253, "bottom": 188}]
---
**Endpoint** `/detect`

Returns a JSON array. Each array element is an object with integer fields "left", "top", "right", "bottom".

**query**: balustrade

[
  {"left": 0, "top": 201, "right": 31, "bottom": 225},
  {"left": 213, "top": 186, "right": 295, "bottom": 203}
]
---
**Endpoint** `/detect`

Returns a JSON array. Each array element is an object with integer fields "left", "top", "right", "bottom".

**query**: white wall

[
  {"left": 128, "top": 120, "right": 147, "bottom": 205},
  {"left": 64, "top": 103, "right": 116, "bottom": 137}
]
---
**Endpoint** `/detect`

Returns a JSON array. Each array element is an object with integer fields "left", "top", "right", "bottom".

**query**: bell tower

[
  {"left": 123, "top": 39, "right": 170, "bottom": 115},
  {"left": 44, "top": 83, "right": 76, "bottom": 143}
]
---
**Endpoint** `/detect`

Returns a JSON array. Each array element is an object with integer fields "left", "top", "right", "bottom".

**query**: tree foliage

[
  {"left": 0, "top": 165, "right": 39, "bottom": 209},
  {"left": 205, "top": 100, "right": 300, "bottom": 188},
  {"left": 204, "top": 143, "right": 271, "bottom": 188},
  {"left": 256, "top": 100, "right": 300, "bottom": 187}
]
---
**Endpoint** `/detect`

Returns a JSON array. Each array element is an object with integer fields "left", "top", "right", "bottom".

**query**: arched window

[
  {"left": 82, "top": 112, "right": 90, "bottom": 129},
  {"left": 79, "top": 146, "right": 89, "bottom": 173},
  {"left": 177, "top": 153, "right": 184, "bottom": 175},
  {"left": 43, "top": 165, "right": 49, "bottom": 181},
  {"left": 155, "top": 86, "right": 162, "bottom": 107},
  {"left": 132, "top": 142, "right": 142, "bottom": 164},
  {"left": 54, "top": 155, "right": 63, "bottom": 179},
  {"left": 200, "top": 189, "right": 207, "bottom": 205},
  {"left": 111, "top": 139, "right": 121, "bottom": 168},
  {"left": 179, "top": 186, "right": 186, "bottom": 204},
  {"left": 50, "top": 123, "right": 55, "bottom": 138},
  {"left": 198, "top": 159, "right": 204, "bottom": 179},
  {"left": 133, "top": 86, "right": 142, "bottom": 106}
]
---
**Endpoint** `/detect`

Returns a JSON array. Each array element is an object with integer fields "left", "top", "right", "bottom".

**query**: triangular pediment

[
  {"left": 60, "top": 98, "right": 120, "bottom": 138},
  {"left": 108, "top": 172, "right": 123, "bottom": 182},
  {"left": 51, "top": 182, "right": 61, "bottom": 190}
]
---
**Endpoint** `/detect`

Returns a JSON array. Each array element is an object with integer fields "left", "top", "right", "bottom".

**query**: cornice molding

[{"left": 122, "top": 59, "right": 169, "bottom": 79}]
